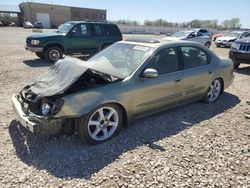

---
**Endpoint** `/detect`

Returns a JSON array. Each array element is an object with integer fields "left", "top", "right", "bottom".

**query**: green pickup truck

[{"left": 25, "top": 21, "right": 123, "bottom": 61}]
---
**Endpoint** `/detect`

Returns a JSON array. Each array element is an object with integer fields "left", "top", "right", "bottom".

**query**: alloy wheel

[
  {"left": 207, "top": 79, "right": 221, "bottom": 102},
  {"left": 87, "top": 107, "right": 119, "bottom": 141}
]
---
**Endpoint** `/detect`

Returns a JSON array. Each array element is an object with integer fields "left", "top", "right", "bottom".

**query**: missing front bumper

[{"left": 12, "top": 94, "right": 41, "bottom": 133}]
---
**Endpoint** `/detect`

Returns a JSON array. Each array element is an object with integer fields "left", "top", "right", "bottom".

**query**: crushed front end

[{"left": 12, "top": 86, "right": 63, "bottom": 134}]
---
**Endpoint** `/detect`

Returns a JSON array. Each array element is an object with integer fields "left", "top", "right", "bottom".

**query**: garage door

[{"left": 36, "top": 13, "right": 50, "bottom": 28}]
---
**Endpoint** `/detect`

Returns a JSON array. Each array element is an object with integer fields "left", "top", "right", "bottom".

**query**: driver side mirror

[{"left": 141, "top": 68, "right": 159, "bottom": 78}]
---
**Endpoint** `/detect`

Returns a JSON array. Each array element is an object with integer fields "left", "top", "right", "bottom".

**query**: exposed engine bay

[{"left": 65, "top": 69, "right": 116, "bottom": 94}]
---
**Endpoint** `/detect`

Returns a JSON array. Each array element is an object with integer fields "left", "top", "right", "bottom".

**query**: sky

[{"left": 2, "top": 0, "right": 250, "bottom": 28}]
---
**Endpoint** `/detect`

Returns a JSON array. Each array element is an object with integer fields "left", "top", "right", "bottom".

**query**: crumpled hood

[
  {"left": 29, "top": 57, "right": 125, "bottom": 99},
  {"left": 30, "top": 57, "right": 88, "bottom": 98},
  {"left": 216, "top": 36, "right": 236, "bottom": 41}
]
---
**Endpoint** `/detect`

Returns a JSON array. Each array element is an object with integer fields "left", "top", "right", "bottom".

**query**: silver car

[
  {"left": 164, "top": 31, "right": 212, "bottom": 48},
  {"left": 12, "top": 39, "right": 234, "bottom": 144}
]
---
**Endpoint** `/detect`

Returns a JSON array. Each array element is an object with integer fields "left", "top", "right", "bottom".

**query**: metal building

[
  {"left": 0, "top": 5, "right": 21, "bottom": 25},
  {"left": 19, "top": 2, "right": 106, "bottom": 28},
  {"left": 0, "top": 2, "right": 106, "bottom": 28}
]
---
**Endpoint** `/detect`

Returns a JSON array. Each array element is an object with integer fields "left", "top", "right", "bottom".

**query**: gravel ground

[{"left": 0, "top": 27, "right": 249, "bottom": 188}]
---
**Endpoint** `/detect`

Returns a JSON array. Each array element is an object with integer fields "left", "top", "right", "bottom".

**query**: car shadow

[
  {"left": 23, "top": 55, "right": 92, "bottom": 67},
  {"left": 23, "top": 59, "right": 52, "bottom": 67},
  {"left": 9, "top": 92, "right": 240, "bottom": 179},
  {"left": 73, "top": 54, "right": 92, "bottom": 61},
  {"left": 235, "top": 66, "right": 250, "bottom": 75}
]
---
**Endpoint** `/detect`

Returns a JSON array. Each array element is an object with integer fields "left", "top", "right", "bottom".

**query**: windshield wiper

[{"left": 91, "top": 70, "right": 113, "bottom": 82}]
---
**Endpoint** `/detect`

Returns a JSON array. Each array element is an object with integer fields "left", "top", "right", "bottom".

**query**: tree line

[{"left": 112, "top": 18, "right": 241, "bottom": 29}]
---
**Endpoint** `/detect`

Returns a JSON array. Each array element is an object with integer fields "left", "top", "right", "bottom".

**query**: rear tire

[
  {"left": 45, "top": 47, "right": 63, "bottom": 62},
  {"left": 77, "top": 104, "right": 123, "bottom": 144},
  {"left": 203, "top": 79, "right": 222, "bottom": 103}
]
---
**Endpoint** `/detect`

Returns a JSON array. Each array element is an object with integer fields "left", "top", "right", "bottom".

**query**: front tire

[
  {"left": 203, "top": 79, "right": 222, "bottom": 103},
  {"left": 45, "top": 47, "right": 63, "bottom": 62},
  {"left": 77, "top": 104, "right": 123, "bottom": 144}
]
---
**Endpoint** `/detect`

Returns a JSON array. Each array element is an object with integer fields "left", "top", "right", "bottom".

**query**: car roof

[
  {"left": 67, "top": 21, "right": 115, "bottom": 25},
  {"left": 176, "top": 30, "right": 193, "bottom": 33},
  {"left": 120, "top": 38, "right": 204, "bottom": 48},
  {"left": 230, "top": 31, "right": 244, "bottom": 34},
  {"left": 194, "top": 28, "right": 209, "bottom": 31},
  {"left": 177, "top": 30, "right": 202, "bottom": 34}
]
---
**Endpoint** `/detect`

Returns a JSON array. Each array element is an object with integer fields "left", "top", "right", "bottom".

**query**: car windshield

[
  {"left": 87, "top": 43, "right": 153, "bottom": 78},
  {"left": 170, "top": 31, "right": 190, "bottom": 37},
  {"left": 224, "top": 32, "right": 241, "bottom": 38},
  {"left": 240, "top": 32, "right": 250, "bottom": 39},
  {"left": 57, "top": 22, "right": 76, "bottom": 33}
]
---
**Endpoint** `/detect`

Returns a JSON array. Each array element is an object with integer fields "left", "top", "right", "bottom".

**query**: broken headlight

[
  {"left": 41, "top": 103, "right": 51, "bottom": 116},
  {"left": 41, "top": 98, "right": 63, "bottom": 116}
]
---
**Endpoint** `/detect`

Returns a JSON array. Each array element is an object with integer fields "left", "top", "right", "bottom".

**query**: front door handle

[{"left": 175, "top": 78, "right": 182, "bottom": 82}]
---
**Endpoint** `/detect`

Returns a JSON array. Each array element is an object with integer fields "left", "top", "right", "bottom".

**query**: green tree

[
  {"left": 221, "top": 20, "right": 231, "bottom": 29},
  {"left": 113, "top": 19, "right": 139, "bottom": 25},
  {"left": 190, "top": 19, "right": 203, "bottom": 28},
  {"left": 230, "top": 18, "right": 241, "bottom": 29}
]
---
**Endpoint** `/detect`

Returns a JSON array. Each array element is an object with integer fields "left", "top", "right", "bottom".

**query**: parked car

[
  {"left": 238, "top": 31, "right": 250, "bottom": 39},
  {"left": 0, "top": 20, "right": 9, "bottom": 26},
  {"left": 212, "top": 32, "right": 226, "bottom": 41},
  {"left": 194, "top": 28, "right": 212, "bottom": 38},
  {"left": 34, "top": 22, "right": 43, "bottom": 29},
  {"left": 229, "top": 36, "right": 250, "bottom": 68},
  {"left": 9, "top": 22, "right": 16, "bottom": 27},
  {"left": 25, "top": 21, "right": 122, "bottom": 62},
  {"left": 12, "top": 39, "right": 234, "bottom": 144},
  {"left": 23, "top": 21, "right": 34, "bottom": 28},
  {"left": 163, "top": 30, "right": 212, "bottom": 48},
  {"left": 0, "top": 21, "right": 3, "bottom": 27},
  {"left": 215, "top": 31, "right": 243, "bottom": 48}
]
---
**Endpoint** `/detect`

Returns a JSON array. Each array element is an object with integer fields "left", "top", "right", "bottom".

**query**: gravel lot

[{"left": 0, "top": 27, "right": 249, "bottom": 188}]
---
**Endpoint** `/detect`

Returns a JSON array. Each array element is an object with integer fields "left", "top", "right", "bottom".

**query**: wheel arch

[
  {"left": 100, "top": 42, "right": 113, "bottom": 51},
  {"left": 92, "top": 102, "right": 129, "bottom": 128},
  {"left": 43, "top": 41, "right": 65, "bottom": 53},
  {"left": 109, "top": 102, "right": 128, "bottom": 127}
]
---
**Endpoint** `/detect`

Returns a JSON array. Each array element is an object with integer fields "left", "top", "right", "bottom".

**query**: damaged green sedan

[{"left": 12, "top": 39, "right": 234, "bottom": 144}]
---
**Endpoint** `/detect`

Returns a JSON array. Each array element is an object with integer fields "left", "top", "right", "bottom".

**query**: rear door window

[
  {"left": 102, "top": 24, "right": 121, "bottom": 36},
  {"left": 92, "top": 24, "right": 104, "bottom": 36},
  {"left": 199, "top": 29, "right": 208, "bottom": 34},
  {"left": 197, "top": 32, "right": 203, "bottom": 37},
  {"left": 181, "top": 46, "right": 210, "bottom": 69}
]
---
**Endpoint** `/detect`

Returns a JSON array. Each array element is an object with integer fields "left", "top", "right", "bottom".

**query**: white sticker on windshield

[{"left": 133, "top": 46, "right": 150, "bottom": 51}]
